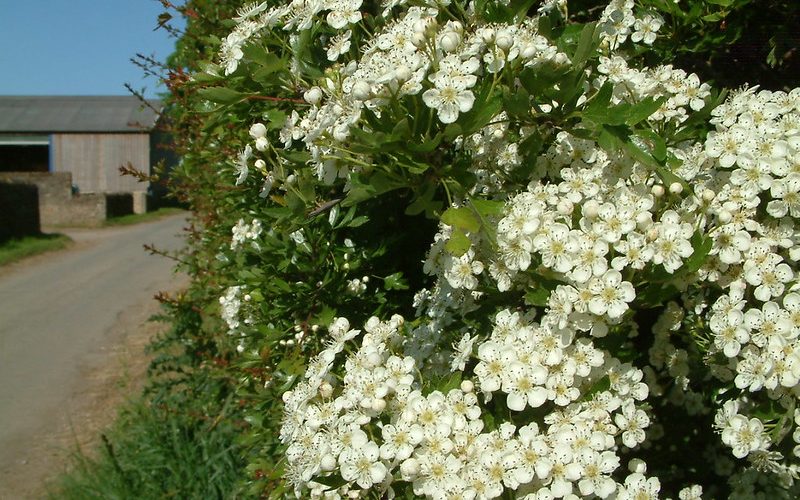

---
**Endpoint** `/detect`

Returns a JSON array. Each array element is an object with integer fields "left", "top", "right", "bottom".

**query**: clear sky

[{"left": 0, "top": 1, "right": 184, "bottom": 98}]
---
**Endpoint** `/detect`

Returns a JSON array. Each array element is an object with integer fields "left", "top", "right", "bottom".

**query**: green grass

[
  {"left": 104, "top": 207, "right": 187, "bottom": 227},
  {"left": 49, "top": 398, "right": 243, "bottom": 500},
  {"left": 0, "top": 233, "right": 72, "bottom": 266}
]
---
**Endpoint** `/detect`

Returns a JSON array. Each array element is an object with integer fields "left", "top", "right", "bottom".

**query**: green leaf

[
  {"left": 469, "top": 198, "right": 506, "bottom": 217},
  {"left": 525, "top": 287, "right": 550, "bottom": 307},
  {"left": 441, "top": 207, "right": 480, "bottom": 233},
  {"left": 625, "top": 97, "right": 665, "bottom": 126},
  {"left": 585, "top": 81, "right": 613, "bottom": 116},
  {"left": 384, "top": 272, "right": 409, "bottom": 291},
  {"left": 444, "top": 123, "right": 463, "bottom": 141},
  {"left": 347, "top": 215, "right": 369, "bottom": 228},
  {"left": 683, "top": 232, "right": 713, "bottom": 274},
  {"left": 459, "top": 83, "right": 503, "bottom": 135},
  {"left": 572, "top": 22, "right": 599, "bottom": 68},
  {"left": 407, "top": 132, "right": 443, "bottom": 153},
  {"left": 252, "top": 54, "right": 286, "bottom": 84},
  {"left": 445, "top": 229, "right": 471, "bottom": 257},
  {"left": 503, "top": 88, "right": 531, "bottom": 118},
  {"left": 406, "top": 181, "right": 440, "bottom": 216},
  {"left": 197, "top": 87, "right": 245, "bottom": 105},
  {"left": 635, "top": 130, "right": 667, "bottom": 162}
]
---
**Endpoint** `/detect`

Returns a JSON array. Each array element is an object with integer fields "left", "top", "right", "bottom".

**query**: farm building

[{"left": 0, "top": 95, "right": 163, "bottom": 194}]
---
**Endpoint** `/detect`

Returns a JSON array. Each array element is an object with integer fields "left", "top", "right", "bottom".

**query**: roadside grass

[
  {"left": 104, "top": 207, "right": 186, "bottom": 227},
  {"left": 0, "top": 233, "right": 72, "bottom": 267},
  {"left": 49, "top": 397, "right": 243, "bottom": 500}
]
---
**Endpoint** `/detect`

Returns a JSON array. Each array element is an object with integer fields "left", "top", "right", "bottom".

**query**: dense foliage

[{"left": 60, "top": 0, "right": 800, "bottom": 498}]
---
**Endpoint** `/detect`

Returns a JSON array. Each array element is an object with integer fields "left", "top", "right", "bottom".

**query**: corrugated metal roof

[{"left": 0, "top": 96, "right": 162, "bottom": 133}]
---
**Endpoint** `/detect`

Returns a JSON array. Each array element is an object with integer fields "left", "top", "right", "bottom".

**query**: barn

[{"left": 0, "top": 95, "right": 163, "bottom": 194}]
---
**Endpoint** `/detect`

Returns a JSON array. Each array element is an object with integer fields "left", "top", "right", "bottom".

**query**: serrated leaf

[
  {"left": 445, "top": 229, "right": 471, "bottom": 257},
  {"left": 441, "top": 207, "right": 480, "bottom": 233},
  {"left": 197, "top": 87, "right": 245, "bottom": 105},
  {"left": 503, "top": 88, "right": 531, "bottom": 118},
  {"left": 469, "top": 198, "right": 505, "bottom": 217},
  {"left": 625, "top": 97, "right": 665, "bottom": 126},
  {"left": 572, "top": 22, "right": 599, "bottom": 67}
]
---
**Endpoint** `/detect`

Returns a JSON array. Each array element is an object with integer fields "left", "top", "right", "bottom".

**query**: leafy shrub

[{"left": 149, "top": 0, "right": 800, "bottom": 498}]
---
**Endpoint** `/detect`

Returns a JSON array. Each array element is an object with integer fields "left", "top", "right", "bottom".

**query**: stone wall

[{"left": 0, "top": 172, "right": 126, "bottom": 228}]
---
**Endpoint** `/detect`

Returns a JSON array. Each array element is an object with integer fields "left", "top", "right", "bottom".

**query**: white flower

[
  {"left": 475, "top": 341, "right": 516, "bottom": 393},
  {"left": 444, "top": 249, "right": 484, "bottom": 290},
  {"left": 422, "top": 79, "right": 475, "bottom": 123},
  {"left": 326, "top": 30, "right": 352, "bottom": 61},
  {"left": 616, "top": 473, "right": 660, "bottom": 500},
  {"left": 339, "top": 439, "right": 387, "bottom": 488},
  {"left": 631, "top": 14, "right": 662, "bottom": 45},
  {"left": 587, "top": 270, "right": 636, "bottom": 319},
  {"left": 720, "top": 414, "right": 765, "bottom": 458},
  {"left": 614, "top": 401, "right": 650, "bottom": 448},
  {"left": 501, "top": 360, "right": 548, "bottom": 410},
  {"left": 577, "top": 451, "right": 619, "bottom": 498},
  {"left": 380, "top": 422, "right": 424, "bottom": 461},
  {"left": 234, "top": 144, "right": 252, "bottom": 185}
]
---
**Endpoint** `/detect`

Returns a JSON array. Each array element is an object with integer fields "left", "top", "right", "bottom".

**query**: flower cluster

[{"left": 281, "top": 314, "right": 663, "bottom": 499}]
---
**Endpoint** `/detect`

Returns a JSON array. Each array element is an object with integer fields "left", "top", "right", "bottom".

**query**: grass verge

[
  {"left": 0, "top": 233, "right": 72, "bottom": 267},
  {"left": 104, "top": 207, "right": 186, "bottom": 227},
  {"left": 49, "top": 397, "right": 243, "bottom": 500}
]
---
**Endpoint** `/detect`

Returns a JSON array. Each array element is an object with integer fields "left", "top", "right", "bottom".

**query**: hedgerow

[{"left": 141, "top": 0, "right": 800, "bottom": 498}]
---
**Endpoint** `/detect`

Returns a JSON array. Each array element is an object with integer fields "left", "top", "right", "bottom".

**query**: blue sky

[{"left": 0, "top": 1, "right": 184, "bottom": 97}]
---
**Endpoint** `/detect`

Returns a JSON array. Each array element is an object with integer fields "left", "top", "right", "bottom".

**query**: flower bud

[
  {"left": 411, "top": 32, "right": 427, "bottom": 48},
  {"left": 367, "top": 351, "right": 382, "bottom": 367},
  {"left": 460, "top": 380, "right": 474, "bottom": 393},
  {"left": 651, "top": 184, "right": 665, "bottom": 198},
  {"left": 320, "top": 453, "right": 337, "bottom": 471},
  {"left": 254, "top": 159, "right": 267, "bottom": 172},
  {"left": 628, "top": 458, "right": 647, "bottom": 474},
  {"left": 481, "top": 27, "right": 495, "bottom": 44},
  {"left": 557, "top": 199, "right": 573, "bottom": 215},
  {"left": 440, "top": 32, "right": 461, "bottom": 53},
  {"left": 583, "top": 200, "right": 600, "bottom": 219},
  {"left": 702, "top": 188, "right": 715, "bottom": 202},
  {"left": 249, "top": 122, "right": 267, "bottom": 139},
  {"left": 372, "top": 398, "right": 387, "bottom": 412},
  {"left": 495, "top": 30, "right": 513, "bottom": 50},
  {"left": 351, "top": 80, "right": 371, "bottom": 101},
  {"left": 254, "top": 136, "right": 269, "bottom": 151},
  {"left": 521, "top": 44, "right": 537, "bottom": 59},
  {"left": 319, "top": 382, "right": 333, "bottom": 398},
  {"left": 304, "top": 86, "right": 323, "bottom": 105},
  {"left": 395, "top": 65, "right": 412, "bottom": 82},
  {"left": 718, "top": 209, "right": 732, "bottom": 223},
  {"left": 669, "top": 182, "right": 683, "bottom": 195}
]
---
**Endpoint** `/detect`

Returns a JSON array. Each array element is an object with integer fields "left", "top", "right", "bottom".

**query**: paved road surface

[{"left": 0, "top": 213, "right": 188, "bottom": 494}]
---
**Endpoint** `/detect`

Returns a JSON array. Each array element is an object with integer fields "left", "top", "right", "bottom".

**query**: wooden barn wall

[{"left": 51, "top": 133, "right": 150, "bottom": 193}]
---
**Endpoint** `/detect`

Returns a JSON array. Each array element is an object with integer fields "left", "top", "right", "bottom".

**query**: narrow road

[{"left": 0, "top": 213, "right": 189, "bottom": 496}]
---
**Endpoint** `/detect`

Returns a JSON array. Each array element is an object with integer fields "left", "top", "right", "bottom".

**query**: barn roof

[{"left": 0, "top": 96, "right": 162, "bottom": 133}]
